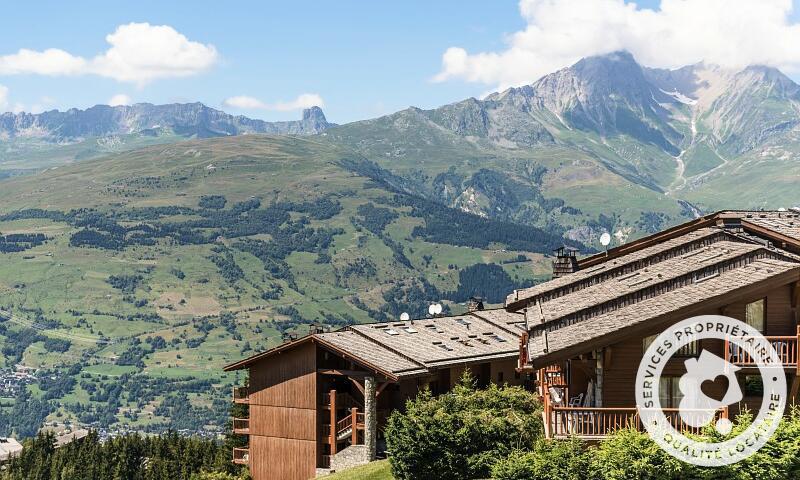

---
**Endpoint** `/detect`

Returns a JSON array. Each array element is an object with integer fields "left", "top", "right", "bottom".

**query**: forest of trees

[
  {"left": 444, "top": 263, "right": 534, "bottom": 304},
  {"left": 0, "top": 233, "right": 47, "bottom": 253},
  {"left": 1, "top": 431, "right": 248, "bottom": 480}
]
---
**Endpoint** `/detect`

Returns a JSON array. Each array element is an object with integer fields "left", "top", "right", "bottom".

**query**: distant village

[{"left": 0, "top": 363, "right": 221, "bottom": 463}]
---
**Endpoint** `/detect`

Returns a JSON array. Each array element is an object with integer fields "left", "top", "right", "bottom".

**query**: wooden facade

[
  {"left": 247, "top": 341, "right": 318, "bottom": 480},
  {"left": 534, "top": 285, "right": 800, "bottom": 438},
  {"left": 230, "top": 335, "right": 525, "bottom": 480},
  {"left": 518, "top": 211, "right": 800, "bottom": 441}
]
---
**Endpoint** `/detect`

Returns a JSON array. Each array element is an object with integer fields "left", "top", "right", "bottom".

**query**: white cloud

[
  {"left": 435, "top": 0, "right": 800, "bottom": 90},
  {"left": 29, "top": 96, "right": 57, "bottom": 114},
  {"left": 0, "top": 48, "right": 87, "bottom": 76},
  {"left": 108, "top": 94, "right": 132, "bottom": 106},
  {"left": 223, "top": 95, "right": 268, "bottom": 110},
  {"left": 0, "top": 23, "right": 218, "bottom": 86},
  {"left": 223, "top": 93, "right": 324, "bottom": 111},
  {"left": 92, "top": 23, "right": 218, "bottom": 85}
]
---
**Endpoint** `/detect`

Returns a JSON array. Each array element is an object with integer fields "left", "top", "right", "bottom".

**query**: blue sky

[{"left": 1, "top": 1, "right": 799, "bottom": 124}]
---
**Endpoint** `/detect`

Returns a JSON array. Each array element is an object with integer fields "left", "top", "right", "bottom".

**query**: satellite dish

[
  {"left": 428, "top": 305, "right": 436, "bottom": 316},
  {"left": 600, "top": 232, "right": 612, "bottom": 247},
  {"left": 433, "top": 303, "right": 443, "bottom": 315},
  {"left": 400, "top": 312, "right": 410, "bottom": 321}
]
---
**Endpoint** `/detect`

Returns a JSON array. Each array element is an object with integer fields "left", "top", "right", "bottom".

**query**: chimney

[
  {"left": 716, "top": 212, "right": 743, "bottom": 232},
  {"left": 467, "top": 297, "right": 484, "bottom": 312},
  {"left": 552, "top": 246, "right": 579, "bottom": 278}
]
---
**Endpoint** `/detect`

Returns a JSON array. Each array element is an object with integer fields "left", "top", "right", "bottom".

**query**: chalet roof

[
  {"left": 515, "top": 210, "right": 800, "bottom": 366},
  {"left": 315, "top": 330, "right": 428, "bottom": 377},
  {"left": 224, "top": 308, "right": 523, "bottom": 380},
  {"left": 526, "top": 257, "right": 800, "bottom": 365},
  {"left": 506, "top": 227, "right": 726, "bottom": 309},
  {"left": 736, "top": 210, "right": 800, "bottom": 243}
]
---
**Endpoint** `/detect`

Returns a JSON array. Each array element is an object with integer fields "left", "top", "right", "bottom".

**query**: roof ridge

[{"left": 531, "top": 246, "right": 782, "bottom": 335}]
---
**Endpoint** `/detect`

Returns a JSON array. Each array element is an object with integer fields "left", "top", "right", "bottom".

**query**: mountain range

[
  {"left": 2, "top": 51, "right": 800, "bottom": 239},
  {"left": 0, "top": 103, "right": 332, "bottom": 140},
  {"left": 0, "top": 50, "right": 799, "bottom": 435},
  {"left": 0, "top": 103, "right": 332, "bottom": 173}
]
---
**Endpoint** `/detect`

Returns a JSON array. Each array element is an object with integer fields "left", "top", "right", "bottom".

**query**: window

[
  {"left": 741, "top": 375, "right": 763, "bottom": 397},
  {"left": 659, "top": 376, "right": 684, "bottom": 409},
  {"left": 643, "top": 334, "right": 698, "bottom": 357},
  {"left": 746, "top": 299, "right": 766, "bottom": 333}
]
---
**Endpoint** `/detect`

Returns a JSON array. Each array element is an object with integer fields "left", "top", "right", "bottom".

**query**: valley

[{"left": 1, "top": 50, "right": 799, "bottom": 437}]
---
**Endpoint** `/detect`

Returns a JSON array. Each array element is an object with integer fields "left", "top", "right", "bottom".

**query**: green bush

[
  {"left": 588, "top": 428, "right": 692, "bottom": 480},
  {"left": 588, "top": 408, "right": 800, "bottom": 480},
  {"left": 385, "top": 373, "right": 542, "bottom": 480},
  {"left": 492, "top": 438, "right": 588, "bottom": 480}
]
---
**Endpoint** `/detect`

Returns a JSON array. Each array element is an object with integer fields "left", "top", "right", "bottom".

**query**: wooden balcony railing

[
  {"left": 726, "top": 335, "right": 799, "bottom": 367},
  {"left": 538, "top": 362, "right": 727, "bottom": 440},
  {"left": 232, "top": 448, "right": 249, "bottom": 465},
  {"left": 546, "top": 406, "right": 727, "bottom": 439},
  {"left": 233, "top": 418, "right": 250, "bottom": 435},
  {"left": 232, "top": 386, "right": 250, "bottom": 404},
  {"left": 335, "top": 408, "right": 365, "bottom": 443}
]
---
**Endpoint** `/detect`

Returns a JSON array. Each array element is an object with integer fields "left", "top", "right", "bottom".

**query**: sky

[{"left": 1, "top": 0, "right": 799, "bottom": 124}]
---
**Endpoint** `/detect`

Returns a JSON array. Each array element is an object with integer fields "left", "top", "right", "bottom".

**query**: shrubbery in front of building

[
  {"left": 491, "top": 438, "right": 587, "bottom": 480},
  {"left": 387, "top": 383, "right": 800, "bottom": 480},
  {"left": 385, "top": 373, "right": 543, "bottom": 480},
  {"left": 491, "top": 408, "right": 800, "bottom": 480}
]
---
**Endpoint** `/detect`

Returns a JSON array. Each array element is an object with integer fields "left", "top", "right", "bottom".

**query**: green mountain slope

[{"left": 0, "top": 135, "right": 573, "bottom": 435}]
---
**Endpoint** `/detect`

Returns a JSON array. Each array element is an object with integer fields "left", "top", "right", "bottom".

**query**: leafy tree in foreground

[{"left": 385, "top": 373, "right": 542, "bottom": 480}]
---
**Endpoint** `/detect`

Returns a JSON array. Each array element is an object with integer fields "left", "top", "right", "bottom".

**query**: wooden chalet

[
  {"left": 223, "top": 307, "right": 527, "bottom": 480},
  {"left": 225, "top": 209, "right": 800, "bottom": 479},
  {"left": 513, "top": 210, "right": 800, "bottom": 440}
]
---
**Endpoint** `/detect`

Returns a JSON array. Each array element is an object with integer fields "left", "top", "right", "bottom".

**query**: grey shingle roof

[
  {"left": 225, "top": 308, "right": 522, "bottom": 379},
  {"left": 536, "top": 241, "right": 764, "bottom": 322},
  {"left": 527, "top": 257, "right": 800, "bottom": 364},
  {"left": 736, "top": 210, "right": 800, "bottom": 241},
  {"left": 506, "top": 227, "right": 725, "bottom": 308},
  {"left": 316, "top": 330, "right": 427, "bottom": 376},
  {"left": 342, "top": 311, "right": 518, "bottom": 377}
]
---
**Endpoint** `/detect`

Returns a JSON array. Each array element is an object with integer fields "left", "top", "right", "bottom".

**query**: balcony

[
  {"left": 726, "top": 336, "right": 798, "bottom": 368},
  {"left": 233, "top": 418, "right": 250, "bottom": 435},
  {"left": 545, "top": 406, "right": 728, "bottom": 440},
  {"left": 233, "top": 386, "right": 250, "bottom": 404},
  {"left": 232, "top": 447, "right": 249, "bottom": 465}
]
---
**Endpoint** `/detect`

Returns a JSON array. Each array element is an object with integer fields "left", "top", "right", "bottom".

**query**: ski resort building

[
  {"left": 515, "top": 211, "right": 800, "bottom": 439},
  {"left": 226, "top": 210, "right": 800, "bottom": 480},
  {"left": 224, "top": 307, "right": 527, "bottom": 480}
]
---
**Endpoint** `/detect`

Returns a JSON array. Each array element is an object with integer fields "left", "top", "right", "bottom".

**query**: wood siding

[
  {"left": 249, "top": 435, "right": 317, "bottom": 480},
  {"left": 596, "top": 285, "right": 797, "bottom": 408},
  {"left": 248, "top": 342, "right": 317, "bottom": 480}
]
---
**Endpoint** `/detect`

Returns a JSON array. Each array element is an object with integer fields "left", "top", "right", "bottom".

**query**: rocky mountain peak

[
  {"left": 302, "top": 106, "right": 326, "bottom": 122},
  {"left": 300, "top": 106, "right": 331, "bottom": 134}
]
